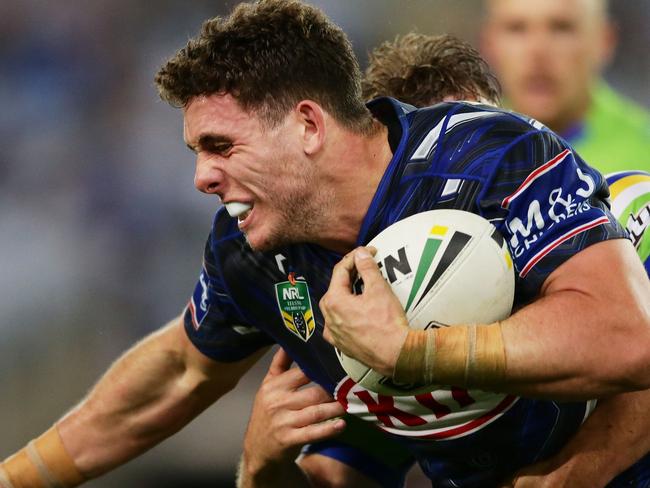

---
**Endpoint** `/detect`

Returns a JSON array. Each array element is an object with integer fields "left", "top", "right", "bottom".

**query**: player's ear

[{"left": 294, "top": 100, "right": 326, "bottom": 156}]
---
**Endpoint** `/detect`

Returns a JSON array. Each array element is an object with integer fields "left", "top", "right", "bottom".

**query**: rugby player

[
  {"left": 1, "top": 3, "right": 649, "bottom": 488},
  {"left": 480, "top": 0, "right": 650, "bottom": 173},
  {"left": 238, "top": 33, "right": 650, "bottom": 488}
]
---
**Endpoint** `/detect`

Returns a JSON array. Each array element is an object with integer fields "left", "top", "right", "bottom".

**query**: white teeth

[{"left": 225, "top": 202, "right": 253, "bottom": 218}]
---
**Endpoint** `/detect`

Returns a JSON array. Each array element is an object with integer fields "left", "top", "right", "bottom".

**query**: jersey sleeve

[
  {"left": 479, "top": 129, "right": 628, "bottom": 300},
  {"left": 184, "top": 233, "right": 275, "bottom": 362}
]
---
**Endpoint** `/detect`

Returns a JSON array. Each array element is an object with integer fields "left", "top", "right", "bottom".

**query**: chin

[{"left": 243, "top": 229, "right": 293, "bottom": 253}]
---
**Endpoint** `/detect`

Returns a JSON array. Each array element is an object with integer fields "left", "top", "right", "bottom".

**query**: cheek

[
  {"left": 553, "top": 37, "right": 597, "bottom": 91},
  {"left": 491, "top": 36, "right": 530, "bottom": 77}
]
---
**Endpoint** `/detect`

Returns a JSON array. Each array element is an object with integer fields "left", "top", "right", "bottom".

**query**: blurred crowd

[{"left": 0, "top": 1, "right": 647, "bottom": 487}]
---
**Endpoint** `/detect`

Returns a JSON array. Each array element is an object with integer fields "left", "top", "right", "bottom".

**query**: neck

[{"left": 314, "top": 121, "right": 392, "bottom": 254}]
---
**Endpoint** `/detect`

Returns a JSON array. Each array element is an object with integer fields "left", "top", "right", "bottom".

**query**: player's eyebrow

[{"left": 186, "top": 134, "right": 233, "bottom": 154}]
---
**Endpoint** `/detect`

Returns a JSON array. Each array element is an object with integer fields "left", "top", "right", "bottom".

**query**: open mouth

[{"left": 224, "top": 202, "right": 253, "bottom": 225}]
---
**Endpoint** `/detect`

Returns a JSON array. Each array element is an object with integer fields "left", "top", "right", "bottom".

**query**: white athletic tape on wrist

[{"left": 26, "top": 441, "right": 61, "bottom": 488}]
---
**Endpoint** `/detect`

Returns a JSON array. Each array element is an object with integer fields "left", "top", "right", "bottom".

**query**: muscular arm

[
  {"left": 58, "top": 314, "right": 267, "bottom": 478},
  {"left": 507, "top": 390, "right": 650, "bottom": 487},
  {"left": 322, "top": 239, "right": 650, "bottom": 400},
  {"left": 498, "top": 238, "right": 650, "bottom": 398}
]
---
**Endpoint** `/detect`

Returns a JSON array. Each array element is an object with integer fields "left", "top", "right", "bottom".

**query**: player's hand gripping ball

[{"left": 336, "top": 209, "right": 515, "bottom": 396}]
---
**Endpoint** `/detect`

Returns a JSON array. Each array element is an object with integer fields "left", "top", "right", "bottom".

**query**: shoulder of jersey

[{"left": 409, "top": 102, "right": 546, "bottom": 140}]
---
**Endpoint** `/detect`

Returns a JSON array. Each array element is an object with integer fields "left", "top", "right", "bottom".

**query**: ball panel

[{"left": 337, "top": 209, "right": 515, "bottom": 395}]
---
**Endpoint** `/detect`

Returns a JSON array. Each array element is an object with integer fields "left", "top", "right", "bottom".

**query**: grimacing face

[
  {"left": 482, "top": 0, "right": 614, "bottom": 133},
  {"left": 184, "top": 94, "right": 333, "bottom": 251}
]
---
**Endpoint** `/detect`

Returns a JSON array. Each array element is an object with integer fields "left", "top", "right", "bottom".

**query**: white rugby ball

[{"left": 336, "top": 209, "right": 515, "bottom": 396}]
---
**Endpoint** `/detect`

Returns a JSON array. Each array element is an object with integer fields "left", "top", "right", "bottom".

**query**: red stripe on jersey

[
  {"left": 420, "top": 395, "right": 518, "bottom": 440},
  {"left": 501, "top": 149, "right": 571, "bottom": 209},
  {"left": 520, "top": 216, "right": 610, "bottom": 277},
  {"left": 335, "top": 377, "right": 355, "bottom": 411}
]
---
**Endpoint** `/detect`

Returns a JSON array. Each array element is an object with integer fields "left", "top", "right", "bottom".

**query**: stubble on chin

[
  {"left": 242, "top": 209, "right": 323, "bottom": 253},
  {"left": 242, "top": 226, "right": 294, "bottom": 253}
]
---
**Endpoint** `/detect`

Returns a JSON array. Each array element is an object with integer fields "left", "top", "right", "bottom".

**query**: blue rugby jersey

[{"left": 184, "top": 98, "right": 629, "bottom": 486}]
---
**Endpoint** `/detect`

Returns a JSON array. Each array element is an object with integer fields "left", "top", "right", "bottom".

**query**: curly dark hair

[
  {"left": 155, "top": 0, "right": 372, "bottom": 131},
  {"left": 362, "top": 33, "right": 501, "bottom": 107}
]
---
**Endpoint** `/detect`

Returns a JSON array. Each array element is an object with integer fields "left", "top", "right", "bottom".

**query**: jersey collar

[{"left": 356, "top": 97, "right": 414, "bottom": 245}]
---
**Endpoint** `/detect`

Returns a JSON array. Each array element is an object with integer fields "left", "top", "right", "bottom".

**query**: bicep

[
  {"left": 500, "top": 239, "right": 650, "bottom": 398},
  {"left": 541, "top": 238, "right": 650, "bottom": 310}
]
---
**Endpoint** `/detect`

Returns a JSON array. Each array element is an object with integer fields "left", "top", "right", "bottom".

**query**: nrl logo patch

[{"left": 275, "top": 272, "right": 315, "bottom": 342}]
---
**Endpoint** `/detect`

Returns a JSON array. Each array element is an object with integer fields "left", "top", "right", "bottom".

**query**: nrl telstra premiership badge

[{"left": 275, "top": 272, "right": 315, "bottom": 342}]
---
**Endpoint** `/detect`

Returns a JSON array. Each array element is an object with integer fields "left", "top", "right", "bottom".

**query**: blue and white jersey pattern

[{"left": 183, "top": 98, "right": 628, "bottom": 486}]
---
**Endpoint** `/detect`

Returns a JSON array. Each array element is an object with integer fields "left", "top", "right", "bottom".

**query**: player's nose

[{"left": 194, "top": 155, "right": 224, "bottom": 195}]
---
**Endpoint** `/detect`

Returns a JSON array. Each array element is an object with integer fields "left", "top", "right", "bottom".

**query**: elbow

[
  {"left": 607, "top": 329, "right": 650, "bottom": 392},
  {"left": 623, "top": 345, "right": 650, "bottom": 391}
]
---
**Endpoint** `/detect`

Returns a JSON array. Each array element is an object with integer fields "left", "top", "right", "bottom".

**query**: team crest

[{"left": 274, "top": 272, "right": 315, "bottom": 342}]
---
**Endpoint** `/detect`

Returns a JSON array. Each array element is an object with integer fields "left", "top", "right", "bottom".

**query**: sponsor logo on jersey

[
  {"left": 334, "top": 376, "right": 518, "bottom": 440},
  {"left": 274, "top": 272, "right": 315, "bottom": 342},
  {"left": 501, "top": 150, "right": 606, "bottom": 276},
  {"left": 189, "top": 267, "right": 210, "bottom": 330}
]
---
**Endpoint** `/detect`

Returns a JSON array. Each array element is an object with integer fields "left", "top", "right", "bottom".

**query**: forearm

[
  {"left": 1, "top": 317, "right": 207, "bottom": 486},
  {"left": 394, "top": 241, "right": 650, "bottom": 400},
  {"left": 506, "top": 390, "right": 650, "bottom": 488},
  {"left": 57, "top": 319, "right": 218, "bottom": 477},
  {"left": 1, "top": 315, "right": 263, "bottom": 486},
  {"left": 538, "top": 390, "right": 650, "bottom": 485},
  {"left": 397, "top": 306, "right": 648, "bottom": 401},
  {"left": 497, "top": 291, "right": 650, "bottom": 398},
  {"left": 499, "top": 239, "right": 650, "bottom": 398}
]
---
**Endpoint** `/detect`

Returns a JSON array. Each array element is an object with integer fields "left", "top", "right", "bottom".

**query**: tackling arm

[
  {"left": 1, "top": 314, "right": 267, "bottom": 486},
  {"left": 322, "top": 239, "right": 650, "bottom": 400},
  {"left": 497, "top": 238, "right": 650, "bottom": 398},
  {"left": 505, "top": 390, "right": 650, "bottom": 487}
]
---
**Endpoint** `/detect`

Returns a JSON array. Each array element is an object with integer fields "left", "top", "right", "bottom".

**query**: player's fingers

[
  {"left": 268, "top": 347, "right": 293, "bottom": 376},
  {"left": 284, "top": 383, "right": 337, "bottom": 409},
  {"left": 281, "top": 399, "right": 345, "bottom": 429},
  {"left": 322, "top": 323, "right": 333, "bottom": 344},
  {"left": 353, "top": 247, "right": 384, "bottom": 291},
  {"left": 262, "top": 364, "right": 312, "bottom": 394},
  {"left": 297, "top": 401, "right": 346, "bottom": 427},
  {"left": 289, "top": 412, "right": 346, "bottom": 445},
  {"left": 327, "top": 250, "right": 357, "bottom": 292},
  {"left": 283, "top": 418, "right": 346, "bottom": 448}
]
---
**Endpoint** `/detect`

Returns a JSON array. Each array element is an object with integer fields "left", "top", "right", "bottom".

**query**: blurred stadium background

[{"left": 0, "top": 1, "right": 647, "bottom": 486}]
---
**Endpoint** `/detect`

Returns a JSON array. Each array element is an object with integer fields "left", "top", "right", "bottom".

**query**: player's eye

[
  {"left": 502, "top": 20, "right": 527, "bottom": 35},
  {"left": 549, "top": 19, "right": 576, "bottom": 35},
  {"left": 210, "top": 143, "right": 233, "bottom": 156}
]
